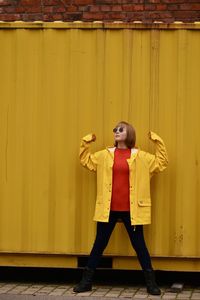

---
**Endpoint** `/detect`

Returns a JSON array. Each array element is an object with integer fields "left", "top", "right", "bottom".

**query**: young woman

[{"left": 74, "top": 121, "right": 168, "bottom": 295}]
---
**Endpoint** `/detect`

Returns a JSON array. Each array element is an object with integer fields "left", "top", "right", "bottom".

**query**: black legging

[{"left": 87, "top": 211, "right": 152, "bottom": 270}]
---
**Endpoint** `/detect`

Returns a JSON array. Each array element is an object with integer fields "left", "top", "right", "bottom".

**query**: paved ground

[{"left": 0, "top": 282, "right": 199, "bottom": 299}]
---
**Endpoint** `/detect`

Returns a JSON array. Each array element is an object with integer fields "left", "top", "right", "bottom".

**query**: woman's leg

[
  {"left": 73, "top": 211, "right": 118, "bottom": 293},
  {"left": 121, "top": 213, "right": 161, "bottom": 295},
  {"left": 87, "top": 211, "right": 118, "bottom": 269},
  {"left": 121, "top": 213, "right": 152, "bottom": 270}
]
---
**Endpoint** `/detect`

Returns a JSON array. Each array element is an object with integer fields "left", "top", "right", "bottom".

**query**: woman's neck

[{"left": 117, "top": 142, "right": 128, "bottom": 149}]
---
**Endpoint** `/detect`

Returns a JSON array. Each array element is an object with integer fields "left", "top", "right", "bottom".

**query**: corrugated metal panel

[{"left": 0, "top": 23, "right": 200, "bottom": 269}]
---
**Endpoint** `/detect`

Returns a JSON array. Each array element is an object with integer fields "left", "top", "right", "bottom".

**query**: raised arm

[
  {"left": 79, "top": 133, "right": 98, "bottom": 172},
  {"left": 144, "top": 131, "right": 169, "bottom": 177}
]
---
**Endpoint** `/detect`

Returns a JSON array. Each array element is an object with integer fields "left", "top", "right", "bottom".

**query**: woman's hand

[
  {"left": 148, "top": 131, "right": 152, "bottom": 139},
  {"left": 148, "top": 131, "right": 158, "bottom": 141},
  {"left": 91, "top": 134, "right": 96, "bottom": 142}
]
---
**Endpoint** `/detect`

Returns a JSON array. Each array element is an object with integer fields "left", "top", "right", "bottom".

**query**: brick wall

[{"left": 0, "top": 0, "right": 200, "bottom": 23}]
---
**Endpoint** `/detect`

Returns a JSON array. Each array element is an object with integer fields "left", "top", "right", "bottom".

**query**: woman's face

[{"left": 113, "top": 125, "right": 127, "bottom": 143}]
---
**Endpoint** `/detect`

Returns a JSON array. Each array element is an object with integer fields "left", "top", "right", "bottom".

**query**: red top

[{"left": 111, "top": 148, "right": 131, "bottom": 211}]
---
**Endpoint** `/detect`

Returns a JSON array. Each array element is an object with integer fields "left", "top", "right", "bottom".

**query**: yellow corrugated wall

[{"left": 0, "top": 23, "right": 200, "bottom": 270}]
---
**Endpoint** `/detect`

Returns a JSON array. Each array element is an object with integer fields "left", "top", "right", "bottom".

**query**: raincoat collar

[{"left": 106, "top": 146, "right": 139, "bottom": 163}]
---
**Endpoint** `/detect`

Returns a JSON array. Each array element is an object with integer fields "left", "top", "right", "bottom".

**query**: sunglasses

[{"left": 113, "top": 127, "right": 124, "bottom": 133}]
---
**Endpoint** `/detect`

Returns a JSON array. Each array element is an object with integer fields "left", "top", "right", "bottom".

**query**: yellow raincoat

[{"left": 79, "top": 131, "right": 168, "bottom": 225}]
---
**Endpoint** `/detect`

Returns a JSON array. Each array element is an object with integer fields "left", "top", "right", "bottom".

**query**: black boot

[
  {"left": 73, "top": 267, "right": 95, "bottom": 293},
  {"left": 144, "top": 269, "right": 161, "bottom": 295}
]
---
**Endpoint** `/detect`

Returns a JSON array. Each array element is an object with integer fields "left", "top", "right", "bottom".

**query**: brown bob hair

[{"left": 114, "top": 121, "right": 136, "bottom": 149}]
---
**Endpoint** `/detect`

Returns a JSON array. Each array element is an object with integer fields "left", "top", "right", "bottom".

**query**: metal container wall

[{"left": 0, "top": 23, "right": 200, "bottom": 270}]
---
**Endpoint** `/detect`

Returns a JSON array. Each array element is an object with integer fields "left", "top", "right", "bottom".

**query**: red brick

[
  {"left": 96, "top": 0, "right": 140, "bottom": 4},
  {"left": 147, "top": 0, "right": 161, "bottom": 3},
  {"left": 133, "top": 4, "right": 144, "bottom": 11},
  {"left": 61, "top": 0, "right": 71, "bottom": 4},
  {"left": 122, "top": 4, "right": 134, "bottom": 11},
  {"left": 90, "top": 5, "right": 100, "bottom": 12},
  {"left": 22, "top": 13, "right": 43, "bottom": 21},
  {"left": 0, "top": 0, "right": 15, "bottom": 5},
  {"left": 53, "top": 6, "right": 66, "bottom": 12},
  {"left": 26, "top": 6, "right": 42, "bottom": 13},
  {"left": 162, "top": 0, "right": 184, "bottom": 3},
  {"left": 43, "top": 6, "right": 54, "bottom": 13},
  {"left": 0, "top": 14, "right": 21, "bottom": 22},
  {"left": 43, "top": 0, "right": 60, "bottom": 5},
  {"left": 145, "top": 11, "right": 173, "bottom": 20},
  {"left": 4, "top": 6, "right": 16, "bottom": 12},
  {"left": 144, "top": 4, "right": 156, "bottom": 10},
  {"left": 67, "top": 5, "right": 78, "bottom": 12},
  {"left": 78, "top": 5, "right": 88, "bottom": 11},
  {"left": 111, "top": 5, "right": 122, "bottom": 11},
  {"left": 52, "top": 13, "right": 62, "bottom": 19},
  {"left": 43, "top": 13, "right": 52, "bottom": 21},
  {"left": 127, "top": 0, "right": 144, "bottom": 3},
  {"left": 74, "top": 0, "right": 93, "bottom": 4},
  {"left": 0, "top": 13, "right": 20, "bottom": 20},
  {"left": 126, "top": 11, "right": 144, "bottom": 20},
  {"left": 108, "top": 12, "right": 125, "bottom": 19},
  {"left": 96, "top": 0, "right": 112, "bottom": 3},
  {"left": 168, "top": 4, "right": 179, "bottom": 10},
  {"left": 20, "top": 0, "right": 40, "bottom": 5},
  {"left": 128, "top": 0, "right": 144, "bottom": 2},
  {"left": 63, "top": 12, "right": 82, "bottom": 20},
  {"left": 180, "top": 3, "right": 200, "bottom": 10},
  {"left": 15, "top": 6, "right": 26, "bottom": 13},
  {"left": 83, "top": 11, "right": 104, "bottom": 19},
  {"left": 156, "top": 4, "right": 167, "bottom": 10},
  {"left": 173, "top": 10, "right": 199, "bottom": 19},
  {"left": 101, "top": 5, "right": 111, "bottom": 11}
]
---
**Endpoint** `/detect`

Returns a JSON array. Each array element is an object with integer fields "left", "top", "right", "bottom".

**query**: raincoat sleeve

[
  {"left": 144, "top": 131, "right": 169, "bottom": 177},
  {"left": 79, "top": 133, "right": 99, "bottom": 172}
]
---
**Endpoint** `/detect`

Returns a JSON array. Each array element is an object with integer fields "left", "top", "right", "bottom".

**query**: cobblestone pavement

[{"left": 0, "top": 282, "right": 199, "bottom": 299}]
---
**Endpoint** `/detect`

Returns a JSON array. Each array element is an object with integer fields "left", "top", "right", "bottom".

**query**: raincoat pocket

[{"left": 138, "top": 198, "right": 152, "bottom": 207}]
